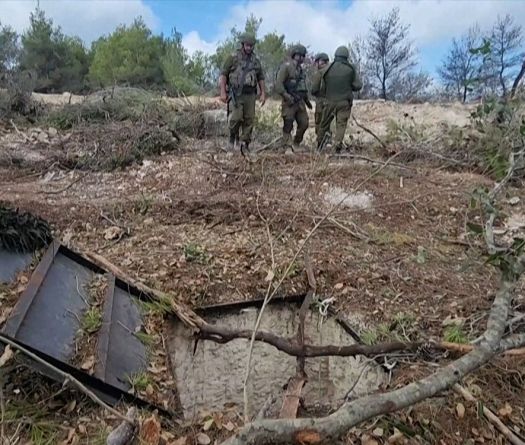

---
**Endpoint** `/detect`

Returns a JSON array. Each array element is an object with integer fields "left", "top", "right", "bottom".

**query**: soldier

[
  {"left": 311, "top": 53, "right": 330, "bottom": 138},
  {"left": 312, "top": 46, "right": 362, "bottom": 152},
  {"left": 274, "top": 44, "right": 312, "bottom": 153},
  {"left": 219, "top": 32, "right": 266, "bottom": 153}
]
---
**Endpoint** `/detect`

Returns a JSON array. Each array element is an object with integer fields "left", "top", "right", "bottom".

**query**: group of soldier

[{"left": 219, "top": 32, "right": 362, "bottom": 154}]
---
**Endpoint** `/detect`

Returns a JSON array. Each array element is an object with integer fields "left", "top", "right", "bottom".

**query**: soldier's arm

[
  {"left": 219, "top": 55, "right": 234, "bottom": 98},
  {"left": 274, "top": 64, "right": 289, "bottom": 96},
  {"left": 350, "top": 64, "right": 363, "bottom": 91},
  {"left": 311, "top": 70, "right": 322, "bottom": 97},
  {"left": 256, "top": 63, "right": 266, "bottom": 102}
]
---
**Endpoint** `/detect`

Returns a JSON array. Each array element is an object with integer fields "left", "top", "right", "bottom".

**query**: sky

[{"left": 1, "top": 0, "right": 524, "bottom": 77}]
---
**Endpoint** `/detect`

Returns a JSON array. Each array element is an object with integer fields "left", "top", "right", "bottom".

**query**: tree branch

[{"left": 221, "top": 271, "right": 521, "bottom": 444}]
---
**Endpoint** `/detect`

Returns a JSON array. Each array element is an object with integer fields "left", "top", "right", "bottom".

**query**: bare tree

[
  {"left": 489, "top": 14, "right": 523, "bottom": 97},
  {"left": 390, "top": 70, "right": 432, "bottom": 103},
  {"left": 364, "top": 7, "right": 417, "bottom": 100},
  {"left": 349, "top": 35, "right": 372, "bottom": 99},
  {"left": 438, "top": 26, "right": 483, "bottom": 103}
]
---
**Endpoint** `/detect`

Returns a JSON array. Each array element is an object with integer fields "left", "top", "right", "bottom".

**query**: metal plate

[
  {"left": 1, "top": 240, "right": 169, "bottom": 416},
  {"left": 3, "top": 242, "right": 94, "bottom": 361},
  {"left": 0, "top": 250, "right": 33, "bottom": 283},
  {"left": 95, "top": 275, "right": 147, "bottom": 391}
]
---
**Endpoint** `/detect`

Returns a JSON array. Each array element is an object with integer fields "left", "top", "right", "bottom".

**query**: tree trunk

[
  {"left": 510, "top": 58, "right": 525, "bottom": 98},
  {"left": 462, "top": 85, "right": 467, "bottom": 103},
  {"left": 500, "top": 68, "right": 507, "bottom": 98}
]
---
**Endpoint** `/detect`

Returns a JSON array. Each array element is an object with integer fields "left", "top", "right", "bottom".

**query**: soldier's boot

[
  {"left": 240, "top": 141, "right": 250, "bottom": 156},
  {"left": 282, "top": 132, "right": 293, "bottom": 154},
  {"left": 228, "top": 133, "right": 239, "bottom": 151}
]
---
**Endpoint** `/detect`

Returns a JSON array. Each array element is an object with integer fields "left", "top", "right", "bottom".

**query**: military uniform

[
  {"left": 313, "top": 46, "right": 362, "bottom": 151},
  {"left": 220, "top": 34, "right": 265, "bottom": 150},
  {"left": 311, "top": 53, "right": 330, "bottom": 138},
  {"left": 274, "top": 45, "right": 310, "bottom": 150}
]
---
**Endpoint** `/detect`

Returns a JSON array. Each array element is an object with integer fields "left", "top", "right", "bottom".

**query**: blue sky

[{"left": 3, "top": 0, "right": 525, "bottom": 78}]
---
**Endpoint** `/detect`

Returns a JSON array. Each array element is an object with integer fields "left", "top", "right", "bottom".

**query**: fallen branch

[
  {"left": 106, "top": 408, "right": 138, "bottom": 445},
  {"left": 87, "top": 248, "right": 525, "bottom": 360},
  {"left": 441, "top": 340, "right": 525, "bottom": 356},
  {"left": 0, "top": 334, "right": 135, "bottom": 426},
  {"left": 352, "top": 115, "right": 386, "bottom": 149},
  {"left": 454, "top": 384, "right": 525, "bottom": 445},
  {"left": 221, "top": 264, "right": 524, "bottom": 444},
  {"left": 9, "top": 119, "right": 31, "bottom": 143},
  {"left": 40, "top": 172, "right": 88, "bottom": 195}
]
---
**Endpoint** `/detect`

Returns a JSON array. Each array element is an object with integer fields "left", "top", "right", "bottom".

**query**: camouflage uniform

[
  {"left": 311, "top": 53, "right": 330, "bottom": 138},
  {"left": 274, "top": 44, "right": 310, "bottom": 150},
  {"left": 312, "top": 46, "right": 362, "bottom": 151},
  {"left": 220, "top": 34, "right": 265, "bottom": 150}
]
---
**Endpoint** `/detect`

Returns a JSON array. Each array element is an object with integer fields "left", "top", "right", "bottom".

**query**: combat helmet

[
  {"left": 314, "top": 52, "right": 329, "bottom": 62},
  {"left": 239, "top": 32, "right": 256, "bottom": 46},
  {"left": 290, "top": 44, "right": 307, "bottom": 57},
  {"left": 334, "top": 46, "right": 350, "bottom": 59}
]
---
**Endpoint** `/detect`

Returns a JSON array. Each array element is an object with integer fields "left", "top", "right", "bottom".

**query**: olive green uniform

[
  {"left": 311, "top": 69, "right": 325, "bottom": 137},
  {"left": 221, "top": 50, "right": 264, "bottom": 145},
  {"left": 312, "top": 53, "right": 329, "bottom": 138},
  {"left": 274, "top": 61, "right": 309, "bottom": 148},
  {"left": 313, "top": 47, "right": 362, "bottom": 150}
]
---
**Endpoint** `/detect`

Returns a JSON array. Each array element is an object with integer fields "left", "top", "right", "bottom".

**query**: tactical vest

[
  {"left": 228, "top": 50, "right": 260, "bottom": 95},
  {"left": 283, "top": 63, "right": 308, "bottom": 98}
]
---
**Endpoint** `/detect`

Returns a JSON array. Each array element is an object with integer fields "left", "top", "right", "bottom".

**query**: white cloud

[
  {"left": 1, "top": 0, "right": 159, "bottom": 44},
  {"left": 182, "top": 31, "right": 217, "bottom": 55},
  {"left": 199, "top": 0, "right": 525, "bottom": 56}
]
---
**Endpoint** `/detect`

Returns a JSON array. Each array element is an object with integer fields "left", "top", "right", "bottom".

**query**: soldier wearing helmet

[
  {"left": 312, "top": 45, "right": 362, "bottom": 152},
  {"left": 219, "top": 32, "right": 266, "bottom": 153},
  {"left": 311, "top": 52, "right": 330, "bottom": 138},
  {"left": 274, "top": 43, "right": 311, "bottom": 153}
]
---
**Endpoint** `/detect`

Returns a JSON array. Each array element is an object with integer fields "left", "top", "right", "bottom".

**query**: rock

[
  {"left": 103, "top": 226, "right": 124, "bottom": 240},
  {"left": 509, "top": 196, "right": 520, "bottom": 205},
  {"left": 37, "top": 132, "right": 49, "bottom": 143},
  {"left": 48, "top": 127, "right": 58, "bottom": 138}
]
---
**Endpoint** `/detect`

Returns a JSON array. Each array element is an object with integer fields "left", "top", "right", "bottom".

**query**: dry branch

[
  {"left": 0, "top": 334, "right": 135, "bottom": 426},
  {"left": 454, "top": 384, "right": 525, "bottom": 445},
  {"left": 221, "top": 270, "right": 523, "bottom": 445},
  {"left": 106, "top": 408, "right": 138, "bottom": 445},
  {"left": 352, "top": 115, "right": 386, "bottom": 149}
]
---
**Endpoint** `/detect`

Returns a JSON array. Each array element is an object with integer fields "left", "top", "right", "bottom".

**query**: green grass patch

[
  {"left": 127, "top": 372, "right": 153, "bottom": 392},
  {"left": 183, "top": 243, "right": 209, "bottom": 264},
  {"left": 443, "top": 324, "right": 469, "bottom": 344},
  {"left": 81, "top": 306, "right": 102, "bottom": 334}
]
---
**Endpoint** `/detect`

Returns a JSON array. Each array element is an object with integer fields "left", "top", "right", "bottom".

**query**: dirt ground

[{"left": 1, "top": 97, "right": 524, "bottom": 444}]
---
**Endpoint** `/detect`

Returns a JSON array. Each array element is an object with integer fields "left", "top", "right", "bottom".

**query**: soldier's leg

[
  {"left": 240, "top": 94, "right": 256, "bottom": 146},
  {"left": 293, "top": 103, "right": 309, "bottom": 146},
  {"left": 334, "top": 101, "right": 351, "bottom": 150},
  {"left": 314, "top": 102, "right": 323, "bottom": 137},
  {"left": 281, "top": 102, "right": 295, "bottom": 149},
  {"left": 228, "top": 98, "right": 243, "bottom": 148},
  {"left": 317, "top": 102, "right": 335, "bottom": 149}
]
